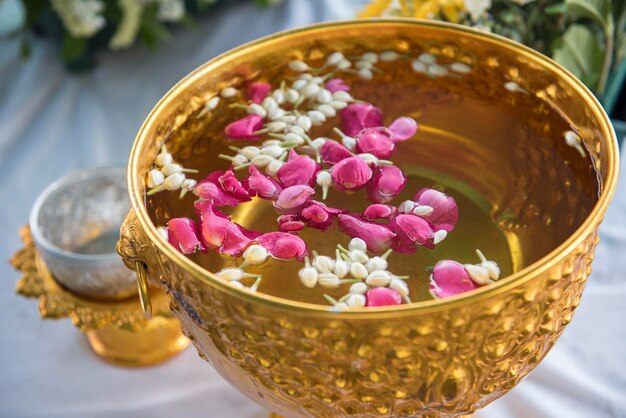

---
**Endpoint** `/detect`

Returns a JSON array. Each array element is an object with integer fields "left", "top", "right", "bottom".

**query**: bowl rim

[
  {"left": 127, "top": 19, "right": 620, "bottom": 317},
  {"left": 30, "top": 166, "right": 128, "bottom": 262}
]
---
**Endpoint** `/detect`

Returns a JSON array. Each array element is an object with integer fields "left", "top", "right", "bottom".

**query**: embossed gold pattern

[
  {"left": 119, "top": 21, "right": 619, "bottom": 416},
  {"left": 11, "top": 226, "right": 189, "bottom": 366}
]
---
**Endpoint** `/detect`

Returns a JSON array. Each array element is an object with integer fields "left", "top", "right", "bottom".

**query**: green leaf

[
  {"left": 565, "top": 0, "right": 611, "bottom": 29},
  {"left": 61, "top": 33, "right": 87, "bottom": 61},
  {"left": 553, "top": 24, "right": 604, "bottom": 89},
  {"left": 545, "top": 3, "right": 568, "bottom": 15}
]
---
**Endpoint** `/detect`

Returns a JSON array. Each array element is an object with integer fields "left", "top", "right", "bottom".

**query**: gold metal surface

[
  {"left": 118, "top": 20, "right": 619, "bottom": 417},
  {"left": 12, "top": 227, "right": 189, "bottom": 367}
]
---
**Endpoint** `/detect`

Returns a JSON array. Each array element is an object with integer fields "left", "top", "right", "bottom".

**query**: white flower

[
  {"left": 147, "top": 169, "right": 164, "bottom": 188},
  {"left": 326, "top": 51, "right": 344, "bottom": 66},
  {"left": 289, "top": 60, "right": 309, "bottom": 72},
  {"left": 342, "top": 136, "right": 356, "bottom": 151},
  {"left": 346, "top": 293, "right": 366, "bottom": 307},
  {"left": 349, "top": 250, "right": 369, "bottom": 264},
  {"left": 349, "top": 262, "right": 368, "bottom": 280},
  {"left": 266, "top": 160, "right": 284, "bottom": 176},
  {"left": 251, "top": 155, "right": 274, "bottom": 168},
  {"left": 366, "top": 270, "right": 391, "bottom": 287},
  {"left": 349, "top": 282, "right": 369, "bottom": 294},
  {"left": 412, "top": 205, "right": 433, "bottom": 216},
  {"left": 155, "top": 150, "right": 173, "bottom": 167},
  {"left": 313, "top": 255, "right": 335, "bottom": 273},
  {"left": 163, "top": 173, "right": 185, "bottom": 190},
  {"left": 161, "top": 163, "right": 183, "bottom": 176},
  {"left": 348, "top": 238, "right": 367, "bottom": 252},
  {"left": 243, "top": 245, "right": 268, "bottom": 265},
  {"left": 220, "top": 87, "right": 238, "bottom": 98},
  {"left": 241, "top": 146, "right": 261, "bottom": 160},
  {"left": 389, "top": 277, "right": 409, "bottom": 296},
  {"left": 433, "top": 230, "right": 447, "bottom": 245},
  {"left": 318, "top": 273, "right": 341, "bottom": 288},
  {"left": 380, "top": 50, "right": 399, "bottom": 62},
  {"left": 51, "top": 0, "right": 106, "bottom": 38},
  {"left": 464, "top": 0, "right": 492, "bottom": 21},
  {"left": 366, "top": 257, "right": 388, "bottom": 273},
  {"left": 299, "top": 266, "right": 318, "bottom": 288},
  {"left": 261, "top": 145, "right": 285, "bottom": 159},
  {"left": 157, "top": 226, "right": 169, "bottom": 241},
  {"left": 156, "top": 0, "right": 185, "bottom": 22}
]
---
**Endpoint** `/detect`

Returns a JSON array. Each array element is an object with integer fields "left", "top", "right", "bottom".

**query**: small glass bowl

[{"left": 29, "top": 167, "right": 137, "bottom": 300}]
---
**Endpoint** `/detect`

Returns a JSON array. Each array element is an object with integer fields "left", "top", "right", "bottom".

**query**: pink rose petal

[
  {"left": 366, "top": 287, "right": 402, "bottom": 307},
  {"left": 224, "top": 114, "right": 264, "bottom": 140},
  {"left": 277, "top": 214, "right": 306, "bottom": 232},
  {"left": 363, "top": 204, "right": 397, "bottom": 220},
  {"left": 195, "top": 171, "right": 251, "bottom": 207},
  {"left": 355, "top": 130, "right": 396, "bottom": 159},
  {"left": 388, "top": 117, "right": 418, "bottom": 142},
  {"left": 325, "top": 78, "right": 350, "bottom": 93},
  {"left": 274, "top": 185, "right": 315, "bottom": 212},
  {"left": 167, "top": 218, "right": 206, "bottom": 255},
  {"left": 340, "top": 103, "right": 384, "bottom": 137},
  {"left": 243, "top": 165, "right": 282, "bottom": 199},
  {"left": 246, "top": 82, "right": 271, "bottom": 104},
  {"left": 194, "top": 200, "right": 232, "bottom": 250},
  {"left": 389, "top": 214, "right": 434, "bottom": 254},
  {"left": 278, "top": 149, "right": 320, "bottom": 187},
  {"left": 257, "top": 232, "right": 307, "bottom": 260},
  {"left": 367, "top": 165, "right": 407, "bottom": 204},
  {"left": 413, "top": 188, "right": 458, "bottom": 232},
  {"left": 337, "top": 214, "right": 396, "bottom": 253},
  {"left": 301, "top": 201, "right": 347, "bottom": 230},
  {"left": 331, "top": 156, "right": 373, "bottom": 192},
  {"left": 429, "top": 260, "right": 480, "bottom": 299},
  {"left": 218, "top": 170, "right": 251, "bottom": 202},
  {"left": 321, "top": 140, "right": 354, "bottom": 165}
]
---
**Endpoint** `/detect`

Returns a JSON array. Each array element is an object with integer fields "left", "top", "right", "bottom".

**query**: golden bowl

[{"left": 118, "top": 20, "right": 619, "bottom": 417}]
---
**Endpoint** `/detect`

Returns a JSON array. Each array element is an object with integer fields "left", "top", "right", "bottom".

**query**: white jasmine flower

[{"left": 464, "top": 0, "right": 492, "bottom": 22}]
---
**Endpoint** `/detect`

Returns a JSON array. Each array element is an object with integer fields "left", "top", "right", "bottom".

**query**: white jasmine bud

[
  {"left": 289, "top": 60, "right": 309, "bottom": 72},
  {"left": 332, "top": 91, "right": 352, "bottom": 102},
  {"left": 251, "top": 155, "right": 274, "bottom": 168},
  {"left": 243, "top": 244, "right": 268, "bottom": 265},
  {"left": 464, "top": 264, "right": 493, "bottom": 285},
  {"left": 350, "top": 250, "right": 369, "bottom": 264},
  {"left": 261, "top": 145, "right": 285, "bottom": 158},
  {"left": 203, "top": 96, "right": 218, "bottom": 112},
  {"left": 350, "top": 282, "right": 369, "bottom": 294},
  {"left": 329, "top": 100, "right": 348, "bottom": 110},
  {"left": 361, "top": 52, "right": 378, "bottom": 63},
  {"left": 316, "top": 170, "right": 332, "bottom": 199},
  {"left": 267, "top": 107, "right": 286, "bottom": 120},
  {"left": 358, "top": 68, "right": 373, "bottom": 80},
  {"left": 289, "top": 125, "right": 306, "bottom": 136},
  {"left": 272, "top": 89, "right": 285, "bottom": 104},
  {"left": 313, "top": 255, "right": 335, "bottom": 273},
  {"left": 380, "top": 50, "right": 399, "bottom": 61},
  {"left": 299, "top": 266, "right": 318, "bottom": 288},
  {"left": 433, "top": 230, "right": 447, "bottom": 245},
  {"left": 450, "top": 62, "right": 472, "bottom": 74},
  {"left": 232, "top": 154, "right": 248, "bottom": 165},
  {"left": 342, "top": 136, "right": 356, "bottom": 151},
  {"left": 155, "top": 151, "right": 173, "bottom": 167},
  {"left": 318, "top": 273, "right": 341, "bottom": 288},
  {"left": 337, "top": 59, "right": 351, "bottom": 69},
  {"left": 357, "top": 153, "right": 378, "bottom": 165},
  {"left": 292, "top": 79, "right": 308, "bottom": 91},
  {"left": 366, "top": 270, "right": 391, "bottom": 287},
  {"left": 163, "top": 173, "right": 185, "bottom": 190},
  {"left": 418, "top": 53, "right": 437, "bottom": 64},
  {"left": 307, "top": 110, "right": 326, "bottom": 125},
  {"left": 266, "top": 159, "right": 284, "bottom": 176},
  {"left": 277, "top": 115, "right": 296, "bottom": 124},
  {"left": 261, "top": 97, "right": 278, "bottom": 110},
  {"left": 334, "top": 251, "right": 349, "bottom": 278},
  {"left": 247, "top": 103, "right": 267, "bottom": 117},
  {"left": 216, "top": 267, "right": 245, "bottom": 281},
  {"left": 366, "top": 257, "right": 388, "bottom": 273},
  {"left": 285, "top": 89, "right": 300, "bottom": 103},
  {"left": 398, "top": 200, "right": 416, "bottom": 213},
  {"left": 220, "top": 87, "right": 237, "bottom": 98},
  {"left": 157, "top": 226, "right": 169, "bottom": 241},
  {"left": 411, "top": 60, "right": 427, "bottom": 73},
  {"left": 310, "top": 137, "right": 326, "bottom": 149},
  {"left": 229, "top": 280, "right": 245, "bottom": 289},
  {"left": 147, "top": 169, "right": 165, "bottom": 188},
  {"left": 346, "top": 293, "right": 366, "bottom": 307},
  {"left": 316, "top": 89, "right": 332, "bottom": 104},
  {"left": 241, "top": 146, "right": 261, "bottom": 160},
  {"left": 476, "top": 249, "right": 501, "bottom": 280},
  {"left": 284, "top": 133, "right": 305, "bottom": 145},
  {"left": 349, "top": 262, "right": 368, "bottom": 280},
  {"left": 356, "top": 60, "right": 372, "bottom": 70},
  {"left": 267, "top": 121, "right": 287, "bottom": 132},
  {"left": 348, "top": 238, "right": 367, "bottom": 252},
  {"left": 412, "top": 205, "right": 433, "bottom": 216},
  {"left": 389, "top": 277, "right": 409, "bottom": 296},
  {"left": 263, "top": 140, "right": 282, "bottom": 146},
  {"left": 302, "top": 82, "right": 320, "bottom": 98},
  {"left": 317, "top": 104, "right": 336, "bottom": 117},
  {"left": 299, "top": 73, "right": 313, "bottom": 80},
  {"left": 326, "top": 51, "right": 344, "bottom": 66},
  {"left": 161, "top": 163, "right": 183, "bottom": 176},
  {"left": 428, "top": 64, "right": 448, "bottom": 76},
  {"left": 182, "top": 178, "right": 197, "bottom": 190},
  {"left": 296, "top": 115, "right": 312, "bottom": 131}
]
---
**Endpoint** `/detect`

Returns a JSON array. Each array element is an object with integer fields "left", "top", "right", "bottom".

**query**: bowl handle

[{"left": 117, "top": 210, "right": 162, "bottom": 319}]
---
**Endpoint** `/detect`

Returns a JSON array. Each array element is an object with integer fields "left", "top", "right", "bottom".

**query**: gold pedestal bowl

[{"left": 118, "top": 20, "right": 619, "bottom": 416}]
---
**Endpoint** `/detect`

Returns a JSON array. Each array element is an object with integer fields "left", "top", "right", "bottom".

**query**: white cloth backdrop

[{"left": 1, "top": 1, "right": 625, "bottom": 417}]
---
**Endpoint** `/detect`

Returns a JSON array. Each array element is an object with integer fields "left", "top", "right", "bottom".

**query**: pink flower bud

[
  {"left": 325, "top": 78, "right": 350, "bottom": 93},
  {"left": 413, "top": 188, "right": 458, "bottom": 232},
  {"left": 196, "top": 171, "right": 251, "bottom": 207},
  {"left": 321, "top": 140, "right": 353, "bottom": 165},
  {"left": 221, "top": 223, "right": 257, "bottom": 256},
  {"left": 388, "top": 117, "right": 418, "bottom": 142},
  {"left": 389, "top": 214, "right": 434, "bottom": 254},
  {"left": 274, "top": 185, "right": 315, "bottom": 212},
  {"left": 257, "top": 232, "right": 307, "bottom": 260},
  {"left": 246, "top": 82, "right": 271, "bottom": 104},
  {"left": 194, "top": 201, "right": 258, "bottom": 256},
  {"left": 429, "top": 260, "right": 480, "bottom": 299},
  {"left": 224, "top": 114, "right": 264, "bottom": 140},
  {"left": 331, "top": 156, "right": 373, "bottom": 192},
  {"left": 167, "top": 218, "right": 206, "bottom": 255},
  {"left": 340, "top": 103, "right": 384, "bottom": 136},
  {"left": 301, "top": 201, "right": 346, "bottom": 230},
  {"left": 278, "top": 149, "right": 320, "bottom": 187},
  {"left": 366, "top": 287, "right": 402, "bottom": 307},
  {"left": 243, "top": 165, "right": 281, "bottom": 199},
  {"left": 367, "top": 165, "right": 407, "bottom": 204},
  {"left": 337, "top": 214, "right": 396, "bottom": 253},
  {"left": 277, "top": 214, "right": 305, "bottom": 232},
  {"left": 363, "top": 204, "right": 397, "bottom": 220},
  {"left": 355, "top": 131, "right": 396, "bottom": 159}
]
